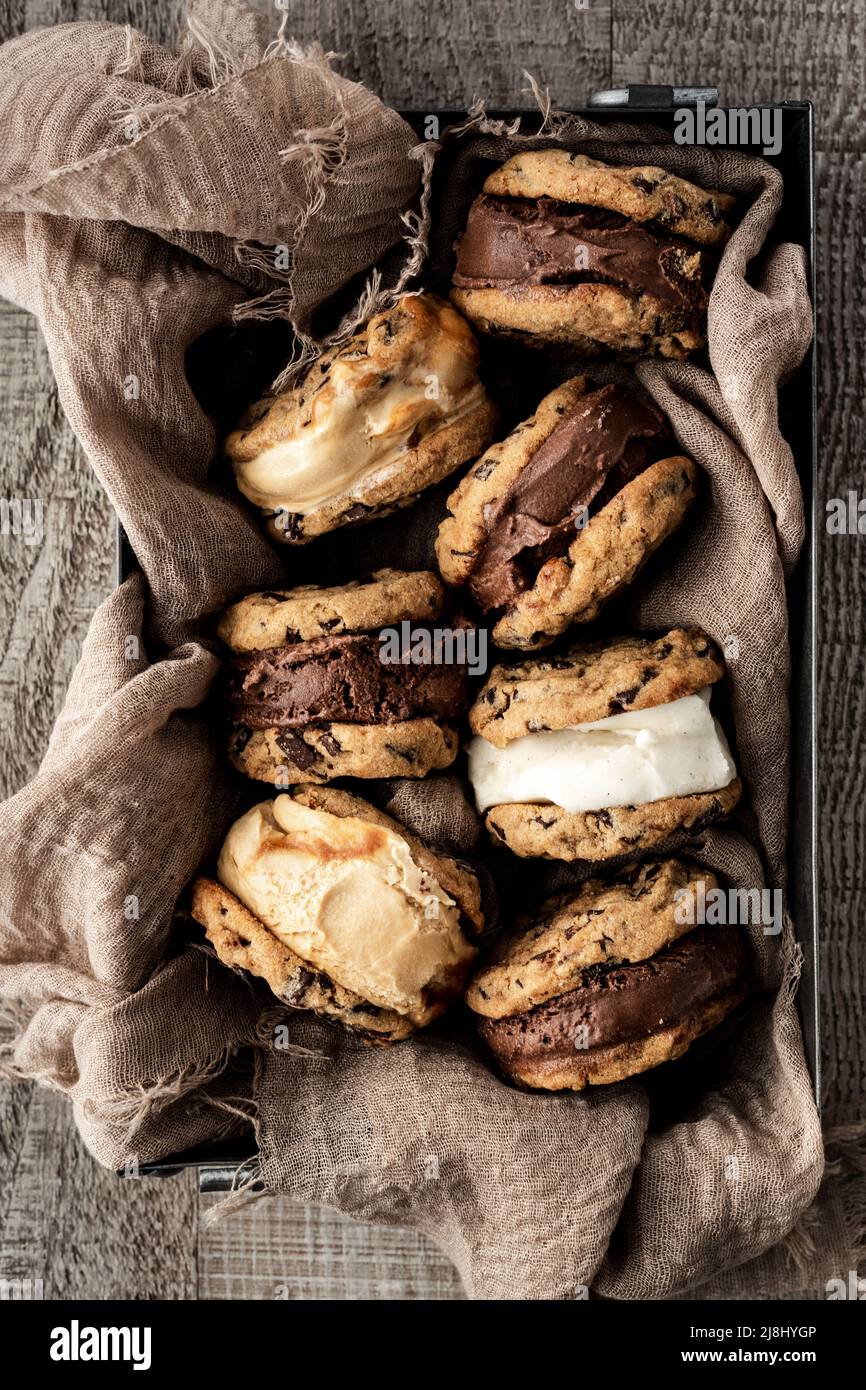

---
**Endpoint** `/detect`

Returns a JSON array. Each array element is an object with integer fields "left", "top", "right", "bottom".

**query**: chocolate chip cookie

[
  {"left": 482, "top": 151, "right": 734, "bottom": 245},
  {"left": 469, "top": 628, "right": 724, "bottom": 746},
  {"left": 229, "top": 719, "right": 458, "bottom": 785},
  {"left": 227, "top": 293, "right": 498, "bottom": 543},
  {"left": 436, "top": 377, "right": 697, "bottom": 648},
  {"left": 191, "top": 785, "right": 483, "bottom": 1041},
  {"left": 451, "top": 151, "right": 735, "bottom": 357},
  {"left": 221, "top": 569, "right": 470, "bottom": 785},
  {"left": 466, "top": 858, "right": 718, "bottom": 1018},
  {"left": 218, "top": 569, "right": 445, "bottom": 653},
  {"left": 467, "top": 628, "right": 741, "bottom": 862},
  {"left": 472, "top": 921, "right": 748, "bottom": 1090},
  {"left": 484, "top": 782, "right": 742, "bottom": 863}
]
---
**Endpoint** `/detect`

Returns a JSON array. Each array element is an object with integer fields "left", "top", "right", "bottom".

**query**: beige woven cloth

[{"left": 0, "top": 0, "right": 852, "bottom": 1300}]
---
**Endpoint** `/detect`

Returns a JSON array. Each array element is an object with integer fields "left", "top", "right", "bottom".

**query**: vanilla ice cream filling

[
  {"left": 217, "top": 796, "right": 475, "bottom": 1020},
  {"left": 234, "top": 364, "right": 485, "bottom": 516},
  {"left": 468, "top": 688, "right": 736, "bottom": 815}
]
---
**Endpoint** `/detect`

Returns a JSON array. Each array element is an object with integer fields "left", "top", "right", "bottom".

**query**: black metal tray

[{"left": 117, "top": 88, "right": 817, "bottom": 1187}]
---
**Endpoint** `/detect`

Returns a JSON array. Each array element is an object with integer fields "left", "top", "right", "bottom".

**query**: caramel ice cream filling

[
  {"left": 232, "top": 304, "right": 486, "bottom": 516},
  {"left": 217, "top": 796, "right": 475, "bottom": 1023}
]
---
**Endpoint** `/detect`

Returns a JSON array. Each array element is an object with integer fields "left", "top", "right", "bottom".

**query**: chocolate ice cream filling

[
  {"left": 225, "top": 629, "right": 469, "bottom": 730},
  {"left": 469, "top": 383, "right": 670, "bottom": 611},
  {"left": 453, "top": 194, "right": 711, "bottom": 312},
  {"left": 480, "top": 926, "right": 746, "bottom": 1063}
]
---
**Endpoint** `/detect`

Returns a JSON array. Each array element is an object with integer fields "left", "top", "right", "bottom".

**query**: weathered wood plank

[
  {"left": 0, "top": 304, "right": 114, "bottom": 792},
  {"left": 0, "top": 1085, "right": 198, "bottom": 1299},
  {"left": 612, "top": 0, "right": 865, "bottom": 127},
  {"left": 198, "top": 1194, "right": 464, "bottom": 1300},
  {"left": 263, "top": 0, "right": 612, "bottom": 110}
]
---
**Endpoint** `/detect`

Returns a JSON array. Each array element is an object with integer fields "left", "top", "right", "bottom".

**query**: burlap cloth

[{"left": 0, "top": 1, "right": 859, "bottom": 1300}]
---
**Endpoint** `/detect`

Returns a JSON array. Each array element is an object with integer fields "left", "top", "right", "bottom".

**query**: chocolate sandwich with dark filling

[
  {"left": 465, "top": 859, "right": 748, "bottom": 1089},
  {"left": 450, "top": 150, "right": 734, "bottom": 357},
  {"left": 220, "top": 569, "right": 471, "bottom": 784},
  {"left": 436, "top": 376, "right": 697, "bottom": 649}
]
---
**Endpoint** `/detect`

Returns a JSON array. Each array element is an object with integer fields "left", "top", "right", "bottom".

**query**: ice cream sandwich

[
  {"left": 226, "top": 292, "right": 498, "bottom": 543},
  {"left": 436, "top": 376, "right": 697, "bottom": 649},
  {"left": 451, "top": 150, "right": 735, "bottom": 357},
  {"left": 191, "top": 786, "right": 483, "bottom": 1041},
  {"left": 220, "top": 569, "right": 474, "bottom": 785},
  {"left": 467, "top": 628, "right": 742, "bottom": 862},
  {"left": 466, "top": 859, "right": 748, "bottom": 1089}
]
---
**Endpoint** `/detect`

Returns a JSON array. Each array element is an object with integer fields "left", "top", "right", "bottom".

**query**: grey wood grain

[
  {"left": 0, "top": 304, "right": 114, "bottom": 792},
  {"left": 0, "top": 1086, "right": 198, "bottom": 1299},
  {"left": 815, "top": 147, "right": 866, "bottom": 1124},
  {"left": 0, "top": 0, "right": 862, "bottom": 1301},
  {"left": 199, "top": 1194, "right": 464, "bottom": 1300},
  {"left": 267, "top": 0, "right": 612, "bottom": 109}
]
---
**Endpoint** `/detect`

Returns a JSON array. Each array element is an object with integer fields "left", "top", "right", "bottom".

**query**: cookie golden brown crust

[
  {"left": 491, "top": 456, "right": 697, "bottom": 649},
  {"left": 228, "top": 718, "right": 459, "bottom": 785},
  {"left": 217, "top": 570, "right": 445, "bottom": 653},
  {"left": 220, "top": 567, "right": 469, "bottom": 788},
  {"left": 476, "top": 920, "right": 747, "bottom": 1090},
  {"left": 436, "top": 376, "right": 695, "bottom": 646},
  {"left": 262, "top": 397, "right": 499, "bottom": 544},
  {"left": 451, "top": 283, "right": 706, "bottom": 358},
  {"left": 469, "top": 628, "right": 725, "bottom": 749},
  {"left": 451, "top": 151, "right": 733, "bottom": 355},
  {"left": 191, "top": 876, "right": 414, "bottom": 1042},
  {"left": 191, "top": 785, "right": 483, "bottom": 1040},
  {"left": 466, "top": 859, "right": 718, "bottom": 1019},
  {"left": 227, "top": 293, "right": 498, "bottom": 544},
  {"left": 484, "top": 778, "right": 742, "bottom": 862},
  {"left": 482, "top": 151, "right": 735, "bottom": 246}
]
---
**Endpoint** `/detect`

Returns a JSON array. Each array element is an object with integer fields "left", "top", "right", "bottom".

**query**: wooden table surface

[{"left": 1, "top": 0, "right": 862, "bottom": 1300}]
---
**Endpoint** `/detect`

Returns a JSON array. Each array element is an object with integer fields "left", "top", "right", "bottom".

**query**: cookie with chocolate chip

[
  {"left": 484, "top": 781, "right": 742, "bottom": 863},
  {"left": 467, "top": 628, "right": 741, "bottom": 863},
  {"left": 466, "top": 858, "right": 718, "bottom": 1018},
  {"left": 192, "top": 875, "right": 416, "bottom": 1041},
  {"left": 226, "top": 293, "right": 498, "bottom": 543},
  {"left": 191, "top": 785, "right": 483, "bottom": 1042},
  {"left": 483, "top": 151, "right": 734, "bottom": 245},
  {"left": 218, "top": 569, "right": 445, "bottom": 653},
  {"left": 228, "top": 718, "right": 459, "bottom": 785},
  {"left": 436, "top": 377, "right": 697, "bottom": 648},
  {"left": 451, "top": 151, "right": 735, "bottom": 357},
  {"left": 469, "top": 628, "right": 724, "bottom": 747},
  {"left": 471, "top": 917, "right": 748, "bottom": 1090},
  {"left": 222, "top": 570, "right": 472, "bottom": 785}
]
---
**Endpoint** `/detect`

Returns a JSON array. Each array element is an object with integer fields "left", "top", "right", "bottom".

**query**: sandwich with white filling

[{"left": 467, "top": 628, "right": 742, "bottom": 861}]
